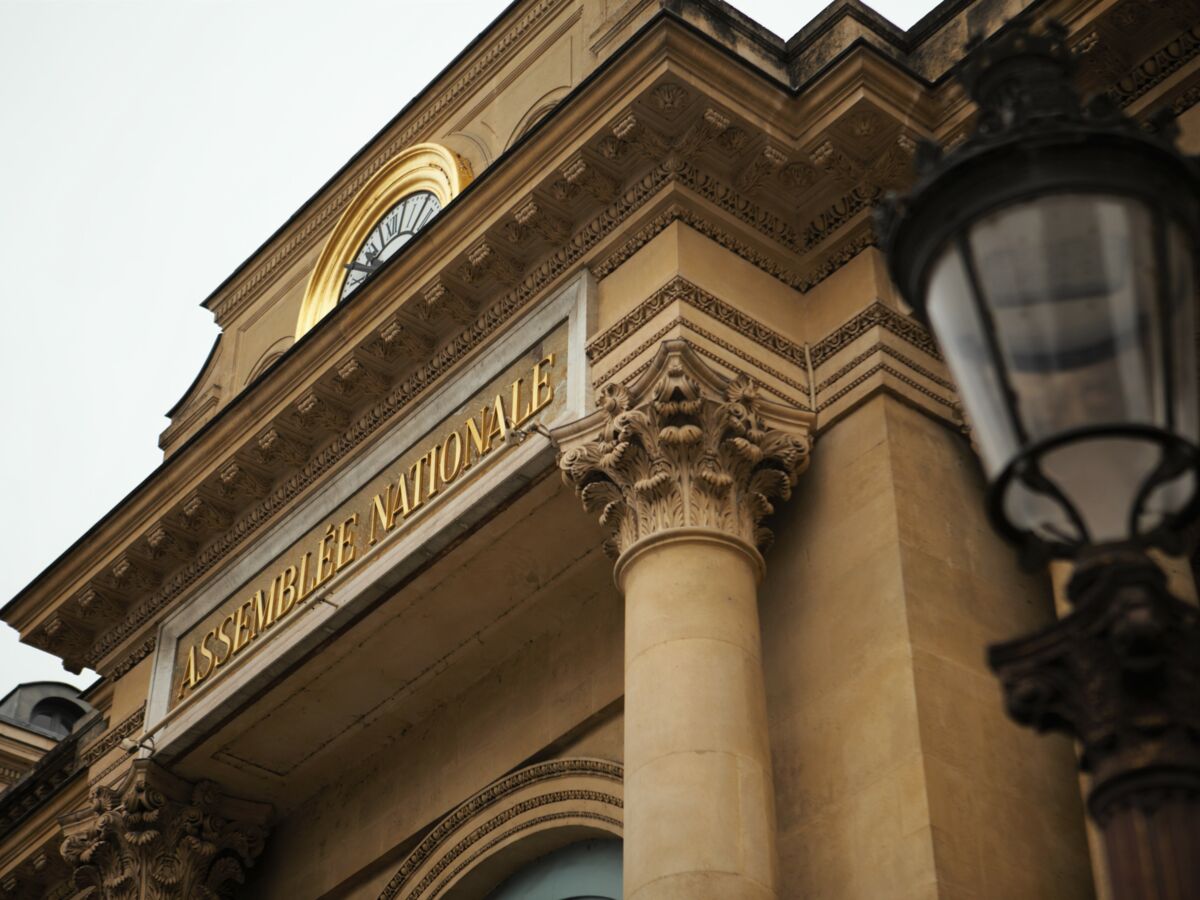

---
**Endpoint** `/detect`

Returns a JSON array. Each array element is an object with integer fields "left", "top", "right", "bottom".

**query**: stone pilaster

[
  {"left": 59, "top": 760, "right": 271, "bottom": 900},
  {"left": 555, "top": 340, "right": 811, "bottom": 900}
]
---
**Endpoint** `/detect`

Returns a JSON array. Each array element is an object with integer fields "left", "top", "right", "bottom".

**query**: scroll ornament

[
  {"left": 557, "top": 341, "right": 811, "bottom": 558},
  {"left": 59, "top": 761, "right": 270, "bottom": 900}
]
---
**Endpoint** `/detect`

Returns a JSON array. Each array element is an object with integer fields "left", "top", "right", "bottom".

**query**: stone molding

[
  {"left": 59, "top": 760, "right": 271, "bottom": 900},
  {"left": 205, "top": 0, "right": 569, "bottom": 327},
  {"left": 376, "top": 758, "right": 622, "bottom": 900},
  {"left": 587, "top": 276, "right": 806, "bottom": 368},
  {"left": 556, "top": 340, "right": 812, "bottom": 559},
  {"left": 25, "top": 77, "right": 934, "bottom": 675},
  {"left": 76, "top": 706, "right": 145, "bottom": 771},
  {"left": 809, "top": 300, "right": 939, "bottom": 365}
]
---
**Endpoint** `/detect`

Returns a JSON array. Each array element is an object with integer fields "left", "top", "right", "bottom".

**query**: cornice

[
  {"left": 11, "top": 1, "right": 1170, "bottom": 677},
  {"left": 76, "top": 705, "right": 144, "bottom": 771},
  {"left": 809, "top": 299, "right": 939, "bottom": 365},
  {"left": 587, "top": 275, "right": 806, "bottom": 369},
  {"left": 202, "top": 0, "right": 572, "bottom": 327},
  {"left": 4, "top": 47, "right": 926, "bottom": 672}
]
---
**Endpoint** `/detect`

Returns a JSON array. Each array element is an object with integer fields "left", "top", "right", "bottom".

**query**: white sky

[{"left": 0, "top": 0, "right": 938, "bottom": 698}]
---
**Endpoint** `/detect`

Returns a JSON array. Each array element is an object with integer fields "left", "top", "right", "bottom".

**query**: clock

[{"left": 341, "top": 190, "right": 441, "bottom": 300}]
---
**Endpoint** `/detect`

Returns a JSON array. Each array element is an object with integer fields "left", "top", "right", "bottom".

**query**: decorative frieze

[
  {"left": 376, "top": 311, "right": 436, "bottom": 357},
  {"left": 60, "top": 761, "right": 271, "bottom": 900},
  {"left": 334, "top": 355, "right": 391, "bottom": 399},
  {"left": 69, "top": 90, "right": 916, "bottom": 671},
  {"left": 255, "top": 426, "right": 311, "bottom": 470},
  {"left": 557, "top": 340, "right": 811, "bottom": 558},
  {"left": 560, "top": 154, "right": 619, "bottom": 202},
  {"left": 809, "top": 299, "right": 939, "bottom": 365},
  {"left": 77, "top": 705, "right": 146, "bottom": 770},
  {"left": 217, "top": 461, "right": 272, "bottom": 502},
  {"left": 735, "top": 141, "right": 788, "bottom": 193},
  {"left": 586, "top": 276, "right": 807, "bottom": 369}
]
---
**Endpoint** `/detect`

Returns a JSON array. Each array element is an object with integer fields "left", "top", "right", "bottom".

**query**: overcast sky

[{"left": 0, "top": 0, "right": 937, "bottom": 699}]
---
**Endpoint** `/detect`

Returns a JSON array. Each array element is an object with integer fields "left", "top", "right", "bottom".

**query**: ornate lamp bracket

[
  {"left": 989, "top": 552, "right": 1200, "bottom": 894},
  {"left": 553, "top": 340, "right": 812, "bottom": 566}
]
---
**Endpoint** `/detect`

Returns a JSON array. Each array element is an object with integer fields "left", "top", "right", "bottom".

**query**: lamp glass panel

[
  {"left": 957, "top": 194, "right": 1192, "bottom": 544},
  {"left": 925, "top": 248, "right": 1021, "bottom": 477},
  {"left": 1139, "top": 222, "right": 1200, "bottom": 533}
]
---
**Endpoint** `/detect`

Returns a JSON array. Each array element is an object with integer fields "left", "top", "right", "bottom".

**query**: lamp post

[{"left": 877, "top": 20, "right": 1200, "bottom": 899}]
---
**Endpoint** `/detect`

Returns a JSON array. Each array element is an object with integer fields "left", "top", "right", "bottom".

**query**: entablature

[{"left": 5, "top": 0, "right": 1198, "bottom": 707}]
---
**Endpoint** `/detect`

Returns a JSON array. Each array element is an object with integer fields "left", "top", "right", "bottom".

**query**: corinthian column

[
  {"left": 555, "top": 340, "right": 811, "bottom": 900},
  {"left": 59, "top": 760, "right": 271, "bottom": 899}
]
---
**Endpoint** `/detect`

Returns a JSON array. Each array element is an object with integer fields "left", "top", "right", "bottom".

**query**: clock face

[{"left": 341, "top": 191, "right": 441, "bottom": 300}]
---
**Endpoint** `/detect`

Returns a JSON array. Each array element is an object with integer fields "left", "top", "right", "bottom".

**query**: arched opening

[
  {"left": 376, "top": 758, "right": 623, "bottom": 900},
  {"left": 484, "top": 839, "right": 621, "bottom": 900},
  {"left": 295, "top": 143, "right": 472, "bottom": 339},
  {"left": 29, "top": 697, "right": 85, "bottom": 737}
]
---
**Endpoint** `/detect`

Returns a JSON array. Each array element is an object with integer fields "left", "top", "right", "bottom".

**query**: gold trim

[{"left": 295, "top": 143, "right": 472, "bottom": 338}]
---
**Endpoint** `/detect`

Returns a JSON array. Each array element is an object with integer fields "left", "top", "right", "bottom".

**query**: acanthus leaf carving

[
  {"left": 60, "top": 761, "right": 271, "bottom": 900},
  {"left": 560, "top": 154, "right": 619, "bottom": 202},
  {"left": 292, "top": 390, "right": 349, "bottom": 434},
  {"left": 254, "top": 427, "right": 310, "bottom": 470},
  {"left": 556, "top": 341, "right": 811, "bottom": 559},
  {"left": 333, "top": 355, "right": 390, "bottom": 398},
  {"left": 420, "top": 279, "right": 477, "bottom": 327}
]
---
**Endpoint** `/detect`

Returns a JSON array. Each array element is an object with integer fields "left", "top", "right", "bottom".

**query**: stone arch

[
  {"left": 295, "top": 143, "right": 472, "bottom": 339},
  {"left": 243, "top": 335, "right": 292, "bottom": 386},
  {"left": 376, "top": 758, "right": 623, "bottom": 900},
  {"left": 505, "top": 87, "right": 569, "bottom": 151}
]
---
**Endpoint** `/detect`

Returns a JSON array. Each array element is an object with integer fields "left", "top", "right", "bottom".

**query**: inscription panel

[{"left": 169, "top": 323, "right": 568, "bottom": 708}]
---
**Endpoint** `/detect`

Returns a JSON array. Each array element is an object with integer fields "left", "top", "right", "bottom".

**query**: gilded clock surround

[{"left": 295, "top": 142, "right": 473, "bottom": 338}]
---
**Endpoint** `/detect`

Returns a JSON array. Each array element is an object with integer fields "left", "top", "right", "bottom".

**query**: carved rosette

[
  {"left": 556, "top": 340, "right": 811, "bottom": 560},
  {"left": 59, "top": 761, "right": 271, "bottom": 900}
]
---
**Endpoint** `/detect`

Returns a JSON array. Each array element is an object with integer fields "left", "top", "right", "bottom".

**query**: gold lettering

[
  {"left": 463, "top": 410, "right": 487, "bottom": 469},
  {"left": 198, "top": 631, "right": 217, "bottom": 681},
  {"left": 232, "top": 600, "right": 254, "bottom": 653},
  {"left": 314, "top": 524, "right": 336, "bottom": 588},
  {"left": 388, "top": 473, "right": 413, "bottom": 522},
  {"left": 530, "top": 353, "right": 555, "bottom": 414},
  {"left": 335, "top": 514, "right": 358, "bottom": 573},
  {"left": 177, "top": 646, "right": 198, "bottom": 699},
  {"left": 426, "top": 447, "right": 439, "bottom": 498},
  {"left": 278, "top": 565, "right": 298, "bottom": 616},
  {"left": 440, "top": 430, "right": 463, "bottom": 484},
  {"left": 297, "top": 552, "right": 312, "bottom": 603},
  {"left": 511, "top": 377, "right": 532, "bottom": 428},
  {"left": 252, "top": 586, "right": 274, "bottom": 635},
  {"left": 214, "top": 614, "right": 234, "bottom": 665},
  {"left": 409, "top": 457, "right": 427, "bottom": 509},
  {"left": 483, "top": 394, "right": 508, "bottom": 451},
  {"left": 369, "top": 487, "right": 391, "bottom": 545}
]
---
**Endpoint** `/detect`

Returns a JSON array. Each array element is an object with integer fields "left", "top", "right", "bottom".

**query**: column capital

[
  {"left": 59, "top": 760, "right": 271, "bottom": 899},
  {"left": 555, "top": 340, "right": 812, "bottom": 564}
]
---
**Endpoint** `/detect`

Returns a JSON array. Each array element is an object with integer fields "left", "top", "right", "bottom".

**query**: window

[{"left": 486, "top": 839, "right": 621, "bottom": 900}]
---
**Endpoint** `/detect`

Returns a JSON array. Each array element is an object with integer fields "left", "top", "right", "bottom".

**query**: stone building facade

[{"left": 3, "top": 0, "right": 1199, "bottom": 897}]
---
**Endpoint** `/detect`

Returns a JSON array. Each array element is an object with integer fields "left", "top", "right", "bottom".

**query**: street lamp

[{"left": 878, "top": 20, "right": 1200, "bottom": 899}]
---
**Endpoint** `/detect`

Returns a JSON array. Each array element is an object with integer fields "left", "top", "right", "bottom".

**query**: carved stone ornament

[
  {"left": 989, "top": 552, "right": 1200, "bottom": 896},
  {"left": 555, "top": 340, "right": 812, "bottom": 560},
  {"left": 59, "top": 761, "right": 271, "bottom": 900}
]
